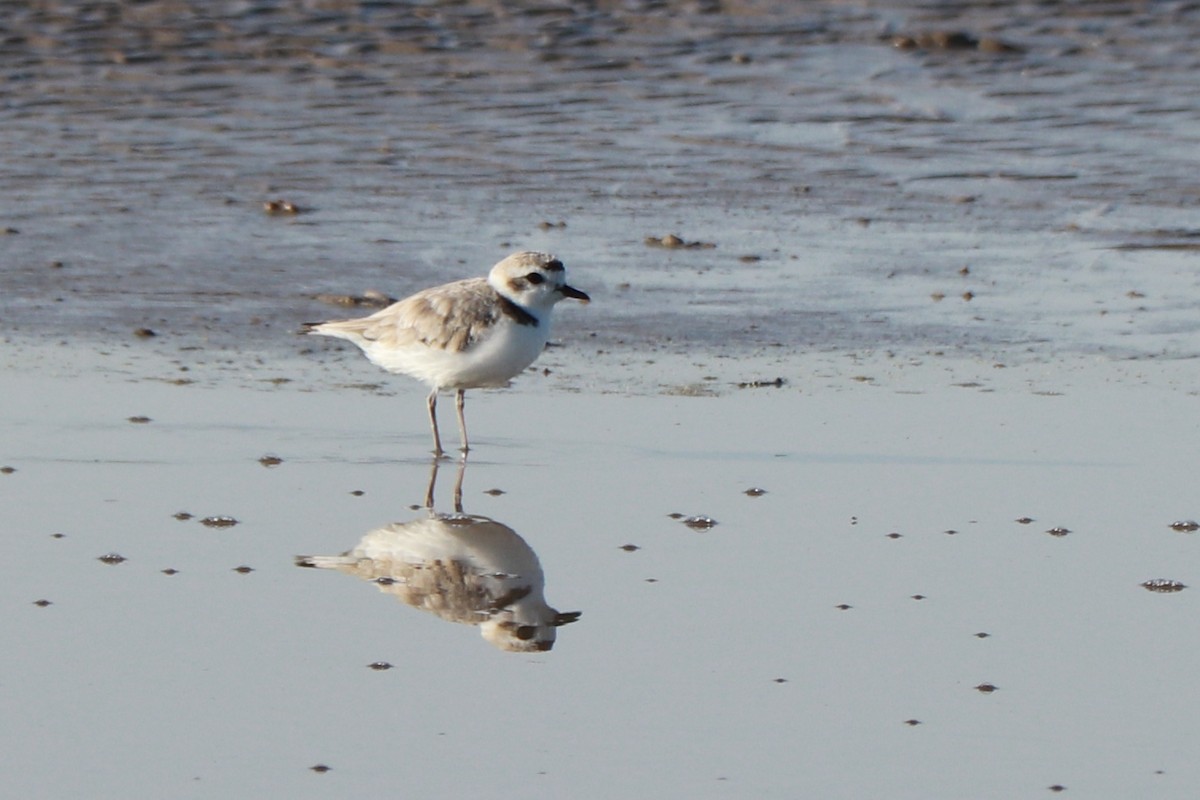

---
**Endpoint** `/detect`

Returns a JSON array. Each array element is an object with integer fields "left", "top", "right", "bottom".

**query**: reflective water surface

[
  {"left": 2, "top": 367, "right": 1199, "bottom": 798},
  {"left": 2, "top": 1, "right": 1200, "bottom": 798}
]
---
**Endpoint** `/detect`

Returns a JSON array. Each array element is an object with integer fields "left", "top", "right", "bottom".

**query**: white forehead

[{"left": 490, "top": 251, "right": 563, "bottom": 276}]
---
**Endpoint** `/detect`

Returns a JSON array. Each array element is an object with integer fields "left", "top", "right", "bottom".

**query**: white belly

[{"left": 363, "top": 319, "right": 549, "bottom": 390}]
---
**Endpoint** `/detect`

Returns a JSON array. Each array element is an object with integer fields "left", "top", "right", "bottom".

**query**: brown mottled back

[{"left": 318, "top": 277, "right": 501, "bottom": 353}]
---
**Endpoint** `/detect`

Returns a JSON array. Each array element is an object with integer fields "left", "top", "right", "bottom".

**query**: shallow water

[
  {"left": 3, "top": 366, "right": 1199, "bottom": 797},
  {"left": 3, "top": 2, "right": 1200, "bottom": 797}
]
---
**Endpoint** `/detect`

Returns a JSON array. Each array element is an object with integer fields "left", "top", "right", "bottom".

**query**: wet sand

[
  {"left": 2, "top": 1, "right": 1200, "bottom": 797},
  {"left": 2, "top": 0, "right": 1198, "bottom": 380},
  {"left": 3, "top": 349, "right": 1200, "bottom": 798}
]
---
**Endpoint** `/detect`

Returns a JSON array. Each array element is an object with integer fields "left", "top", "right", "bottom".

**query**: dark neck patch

[
  {"left": 499, "top": 296, "right": 538, "bottom": 327},
  {"left": 489, "top": 585, "right": 533, "bottom": 611}
]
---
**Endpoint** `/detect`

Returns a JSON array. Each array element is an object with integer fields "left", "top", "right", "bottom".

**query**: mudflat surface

[
  {"left": 2, "top": 2, "right": 1200, "bottom": 798},
  {"left": 2, "top": 0, "right": 1198, "bottom": 390}
]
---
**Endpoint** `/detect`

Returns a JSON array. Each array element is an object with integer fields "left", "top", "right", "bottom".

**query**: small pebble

[
  {"left": 644, "top": 233, "right": 715, "bottom": 249},
  {"left": 264, "top": 199, "right": 300, "bottom": 214},
  {"left": 1141, "top": 579, "right": 1186, "bottom": 593},
  {"left": 315, "top": 290, "right": 394, "bottom": 308}
]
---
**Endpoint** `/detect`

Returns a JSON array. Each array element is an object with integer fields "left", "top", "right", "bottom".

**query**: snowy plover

[
  {"left": 295, "top": 459, "right": 580, "bottom": 652},
  {"left": 304, "top": 251, "right": 589, "bottom": 455},
  {"left": 295, "top": 515, "right": 580, "bottom": 651}
]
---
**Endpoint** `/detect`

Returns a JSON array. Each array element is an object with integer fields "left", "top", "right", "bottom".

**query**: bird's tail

[{"left": 294, "top": 554, "right": 354, "bottom": 569}]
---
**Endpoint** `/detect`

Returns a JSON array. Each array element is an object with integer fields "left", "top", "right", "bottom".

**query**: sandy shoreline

[
  {"left": 3, "top": 322, "right": 1198, "bottom": 400},
  {"left": 3, "top": 0, "right": 1199, "bottom": 794},
  {"left": 5, "top": 1, "right": 1199, "bottom": 375}
]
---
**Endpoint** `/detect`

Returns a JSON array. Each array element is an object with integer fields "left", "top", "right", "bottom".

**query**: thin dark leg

[
  {"left": 427, "top": 388, "right": 445, "bottom": 457},
  {"left": 452, "top": 458, "right": 466, "bottom": 513},
  {"left": 423, "top": 458, "right": 439, "bottom": 510},
  {"left": 455, "top": 389, "right": 469, "bottom": 454},
  {"left": 423, "top": 457, "right": 464, "bottom": 513}
]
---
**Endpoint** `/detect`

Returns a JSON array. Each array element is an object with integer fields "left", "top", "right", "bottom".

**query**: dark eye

[
  {"left": 515, "top": 626, "right": 537, "bottom": 640},
  {"left": 525, "top": 272, "right": 545, "bottom": 285}
]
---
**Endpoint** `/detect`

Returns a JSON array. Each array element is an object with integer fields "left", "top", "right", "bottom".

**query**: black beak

[
  {"left": 553, "top": 611, "right": 582, "bottom": 627},
  {"left": 559, "top": 284, "right": 590, "bottom": 303}
]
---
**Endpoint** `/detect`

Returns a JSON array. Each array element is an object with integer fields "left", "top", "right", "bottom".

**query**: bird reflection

[{"left": 295, "top": 459, "right": 580, "bottom": 652}]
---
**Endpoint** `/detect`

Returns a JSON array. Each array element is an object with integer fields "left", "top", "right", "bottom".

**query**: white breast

[{"left": 362, "top": 315, "right": 550, "bottom": 390}]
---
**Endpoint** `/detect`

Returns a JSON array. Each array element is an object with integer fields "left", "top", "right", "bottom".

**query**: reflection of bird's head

[{"left": 480, "top": 609, "right": 582, "bottom": 653}]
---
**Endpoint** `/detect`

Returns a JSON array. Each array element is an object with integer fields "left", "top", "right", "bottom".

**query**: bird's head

[{"left": 488, "top": 251, "right": 590, "bottom": 310}]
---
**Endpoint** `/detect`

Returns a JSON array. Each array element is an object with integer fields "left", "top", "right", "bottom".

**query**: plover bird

[
  {"left": 304, "top": 251, "right": 588, "bottom": 456},
  {"left": 295, "top": 514, "right": 581, "bottom": 651},
  {"left": 295, "top": 460, "right": 580, "bottom": 652}
]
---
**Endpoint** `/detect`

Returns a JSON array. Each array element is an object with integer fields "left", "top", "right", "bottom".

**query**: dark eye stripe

[{"left": 525, "top": 272, "right": 546, "bottom": 285}]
